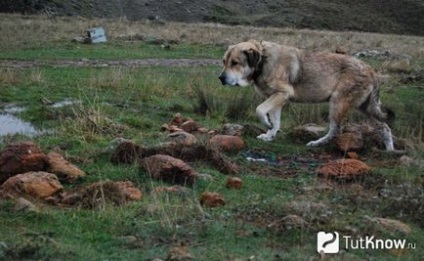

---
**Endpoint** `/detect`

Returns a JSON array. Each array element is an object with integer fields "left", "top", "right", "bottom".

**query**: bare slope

[{"left": 1, "top": 0, "right": 423, "bottom": 36}]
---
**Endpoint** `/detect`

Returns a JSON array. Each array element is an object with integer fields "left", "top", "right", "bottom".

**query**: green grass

[
  {"left": 0, "top": 41, "right": 223, "bottom": 61},
  {"left": 0, "top": 18, "right": 423, "bottom": 261}
]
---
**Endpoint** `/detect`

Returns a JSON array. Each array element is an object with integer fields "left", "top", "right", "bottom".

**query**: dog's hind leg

[
  {"left": 307, "top": 98, "right": 350, "bottom": 147},
  {"left": 358, "top": 92, "right": 394, "bottom": 150},
  {"left": 256, "top": 92, "right": 287, "bottom": 141}
]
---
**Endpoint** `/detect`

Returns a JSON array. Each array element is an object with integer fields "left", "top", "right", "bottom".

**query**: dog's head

[{"left": 219, "top": 40, "right": 263, "bottom": 87}]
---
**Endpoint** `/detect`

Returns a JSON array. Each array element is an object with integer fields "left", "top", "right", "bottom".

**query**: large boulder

[
  {"left": 0, "top": 171, "right": 63, "bottom": 199},
  {"left": 140, "top": 154, "right": 197, "bottom": 186},
  {"left": 46, "top": 152, "right": 85, "bottom": 182},
  {"left": 0, "top": 141, "right": 47, "bottom": 183}
]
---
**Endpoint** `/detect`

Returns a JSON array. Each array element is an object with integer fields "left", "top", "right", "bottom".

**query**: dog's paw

[
  {"left": 257, "top": 133, "right": 274, "bottom": 141},
  {"left": 306, "top": 140, "right": 320, "bottom": 147}
]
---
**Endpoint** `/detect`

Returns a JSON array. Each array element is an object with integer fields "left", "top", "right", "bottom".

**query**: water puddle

[
  {"left": 0, "top": 113, "right": 39, "bottom": 137},
  {"left": 0, "top": 103, "right": 38, "bottom": 137},
  {"left": 50, "top": 98, "right": 81, "bottom": 108},
  {"left": 0, "top": 99, "right": 82, "bottom": 137}
]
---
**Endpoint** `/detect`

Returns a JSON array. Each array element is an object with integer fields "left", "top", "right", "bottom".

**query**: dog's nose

[{"left": 219, "top": 74, "right": 226, "bottom": 85}]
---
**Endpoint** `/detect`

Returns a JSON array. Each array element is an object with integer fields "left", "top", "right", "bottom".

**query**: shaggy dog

[{"left": 219, "top": 40, "right": 394, "bottom": 150}]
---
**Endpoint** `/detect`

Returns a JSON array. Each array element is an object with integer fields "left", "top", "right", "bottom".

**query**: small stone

[
  {"left": 226, "top": 177, "right": 243, "bottom": 189},
  {"left": 200, "top": 192, "right": 225, "bottom": 208}
]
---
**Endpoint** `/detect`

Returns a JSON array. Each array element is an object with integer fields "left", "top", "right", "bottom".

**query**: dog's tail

[{"left": 360, "top": 78, "right": 395, "bottom": 125}]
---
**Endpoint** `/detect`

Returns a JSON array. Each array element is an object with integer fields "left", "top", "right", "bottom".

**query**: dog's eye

[{"left": 231, "top": 60, "right": 238, "bottom": 66}]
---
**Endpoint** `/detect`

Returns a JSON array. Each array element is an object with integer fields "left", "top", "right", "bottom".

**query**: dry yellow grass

[{"left": 1, "top": 14, "right": 424, "bottom": 59}]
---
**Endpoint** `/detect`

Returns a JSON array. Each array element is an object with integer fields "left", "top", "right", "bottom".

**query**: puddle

[
  {"left": 0, "top": 98, "right": 80, "bottom": 137},
  {"left": 0, "top": 114, "right": 39, "bottom": 137},
  {"left": 51, "top": 98, "right": 81, "bottom": 108}
]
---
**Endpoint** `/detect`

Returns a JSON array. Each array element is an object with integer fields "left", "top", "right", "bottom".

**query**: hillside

[{"left": 1, "top": 0, "right": 423, "bottom": 36}]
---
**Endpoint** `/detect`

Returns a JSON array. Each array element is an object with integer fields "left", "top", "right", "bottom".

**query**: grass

[{"left": 0, "top": 14, "right": 423, "bottom": 260}]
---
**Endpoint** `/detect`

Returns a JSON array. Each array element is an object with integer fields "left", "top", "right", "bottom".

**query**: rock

[
  {"left": 110, "top": 141, "right": 143, "bottom": 165},
  {"left": 226, "top": 177, "right": 242, "bottom": 189},
  {"left": 180, "top": 120, "right": 200, "bottom": 133},
  {"left": 0, "top": 141, "right": 47, "bottom": 184},
  {"left": 199, "top": 192, "right": 225, "bottom": 208},
  {"left": 209, "top": 135, "right": 245, "bottom": 151},
  {"left": 46, "top": 152, "right": 85, "bottom": 182},
  {"left": 78, "top": 180, "right": 142, "bottom": 209},
  {"left": 289, "top": 124, "right": 326, "bottom": 142},
  {"left": 0, "top": 171, "right": 62, "bottom": 199},
  {"left": 115, "top": 181, "right": 143, "bottom": 201},
  {"left": 334, "top": 45, "right": 348, "bottom": 54},
  {"left": 365, "top": 216, "right": 411, "bottom": 234},
  {"left": 140, "top": 154, "right": 197, "bottom": 186},
  {"left": 221, "top": 123, "right": 244, "bottom": 136},
  {"left": 14, "top": 197, "right": 39, "bottom": 212},
  {"left": 167, "top": 131, "right": 197, "bottom": 146},
  {"left": 336, "top": 132, "right": 364, "bottom": 152},
  {"left": 347, "top": 152, "right": 360, "bottom": 159},
  {"left": 317, "top": 159, "right": 371, "bottom": 179}
]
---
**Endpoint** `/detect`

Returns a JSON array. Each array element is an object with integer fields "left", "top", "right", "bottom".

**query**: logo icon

[{"left": 317, "top": 231, "right": 339, "bottom": 254}]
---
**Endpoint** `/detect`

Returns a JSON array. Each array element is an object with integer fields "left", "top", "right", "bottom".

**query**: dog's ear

[{"left": 244, "top": 48, "right": 262, "bottom": 68}]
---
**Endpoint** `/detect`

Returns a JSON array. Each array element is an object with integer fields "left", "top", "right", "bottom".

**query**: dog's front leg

[{"left": 256, "top": 92, "right": 287, "bottom": 141}]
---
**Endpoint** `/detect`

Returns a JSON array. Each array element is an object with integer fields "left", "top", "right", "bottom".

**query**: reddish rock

[
  {"left": 46, "top": 152, "right": 85, "bottom": 182},
  {"left": 0, "top": 141, "right": 47, "bottom": 183},
  {"left": 317, "top": 159, "right": 371, "bottom": 179},
  {"left": 209, "top": 135, "right": 245, "bottom": 151},
  {"left": 167, "top": 131, "right": 197, "bottom": 146},
  {"left": 140, "top": 154, "right": 197, "bottom": 186},
  {"left": 115, "top": 181, "right": 142, "bottom": 201},
  {"left": 226, "top": 177, "right": 243, "bottom": 189},
  {"left": 180, "top": 120, "right": 200, "bottom": 133},
  {"left": 0, "top": 171, "right": 62, "bottom": 199},
  {"left": 110, "top": 141, "right": 143, "bottom": 165},
  {"left": 200, "top": 192, "right": 225, "bottom": 208},
  {"left": 337, "top": 132, "right": 364, "bottom": 152},
  {"left": 347, "top": 152, "right": 359, "bottom": 160}
]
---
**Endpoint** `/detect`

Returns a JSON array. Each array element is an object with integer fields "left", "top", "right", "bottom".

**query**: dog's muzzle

[{"left": 218, "top": 73, "right": 226, "bottom": 85}]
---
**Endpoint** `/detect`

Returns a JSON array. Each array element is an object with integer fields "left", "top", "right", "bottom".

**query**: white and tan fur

[{"left": 219, "top": 40, "right": 394, "bottom": 150}]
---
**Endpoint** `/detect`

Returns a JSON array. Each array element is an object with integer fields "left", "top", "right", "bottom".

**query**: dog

[{"left": 219, "top": 40, "right": 394, "bottom": 150}]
